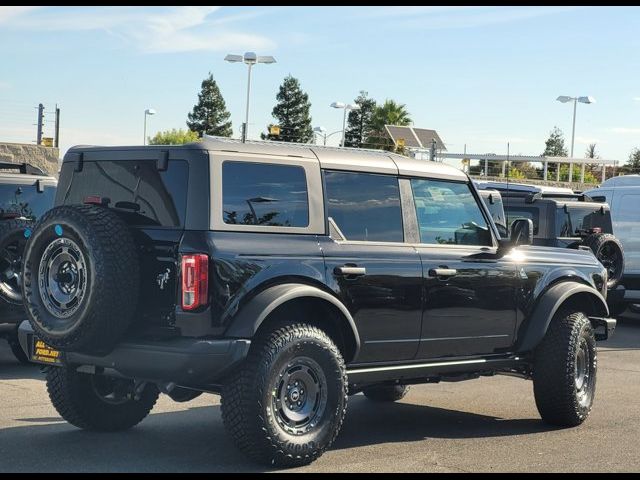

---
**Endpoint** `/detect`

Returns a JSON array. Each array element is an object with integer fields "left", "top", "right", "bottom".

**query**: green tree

[
  {"left": 344, "top": 91, "right": 377, "bottom": 148},
  {"left": 187, "top": 73, "right": 232, "bottom": 138},
  {"left": 366, "top": 99, "right": 412, "bottom": 151},
  {"left": 627, "top": 148, "right": 640, "bottom": 173},
  {"left": 148, "top": 128, "right": 199, "bottom": 145},
  {"left": 262, "top": 75, "right": 313, "bottom": 143},
  {"left": 542, "top": 126, "right": 568, "bottom": 157}
]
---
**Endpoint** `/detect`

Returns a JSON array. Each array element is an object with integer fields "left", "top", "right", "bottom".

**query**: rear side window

[
  {"left": 61, "top": 160, "right": 188, "bottom": 227},
  {"left": 0, "top": 183, "right": 55, "bottom": 221},
  {"left": 555, "top": 205, "right": 613, "bottom": 237},
  {"left": 324, "top": 171, "right": 403, "bottom": 242},
  {"left": 222, "top": 161, "right": 309, "bottom": 227}
]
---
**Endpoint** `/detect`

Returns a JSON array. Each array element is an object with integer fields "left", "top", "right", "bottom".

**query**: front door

[{"left": 408, "top": 177, "right": 518, "bottom": 359}]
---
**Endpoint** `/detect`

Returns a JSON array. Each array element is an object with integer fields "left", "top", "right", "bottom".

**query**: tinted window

[
  {"left": 63, "top": 160, "right": 188, "bottom": 227},
  {"left": 411, "top": 179, "right": 491, "bottom": 246},
  {"left": 324, "top": 171, "right": 403, "bottom": 242},
  {"left": 222, "top": 161, "right": 309, "bottom": 227},
  {"left": 479, "top": 191, "right": 507, "bottom": 237},
  {"left": 0, "top": 184, "right": 55, "bottom": 221},
  {"left": 555, "top": 205, "right": 613, "bottom": 237},
  {"left": 505, "top": 206, "right": 540, "bottom": 235}
]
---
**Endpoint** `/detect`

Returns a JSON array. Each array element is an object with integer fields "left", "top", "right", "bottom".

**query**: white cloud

[
  {"left": 361, "top": 6, "right": 579, "bottom": 29},
  {"left": 0, "top": 6, "right": 41, "bottom": 24},
  {"left": 634, "top": 97, "right": 640, "bottom": 102},
  {"left": 4, "top": 6, "right": 276, "bottom": 54}
]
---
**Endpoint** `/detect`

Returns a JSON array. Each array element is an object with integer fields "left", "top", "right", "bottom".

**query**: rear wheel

[
  {"left": 221, "top": 323, "right": 347, "bottom": 468},
  {"left": 0, "top": 218, "right": 32, "bottom": 306},
  {"left": 533, "top": 310, "right": 597, "bottom": 426},
  {"left": 46, "top": 367, "right": 159, "bottom": 431},
  {"left": 363, "top": 384, "right": 409, "bottom": 402}
]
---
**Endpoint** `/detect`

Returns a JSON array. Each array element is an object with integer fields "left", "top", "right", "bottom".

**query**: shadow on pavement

[{"left": 0, "top": 393, "right": 558, "bottom": 472}]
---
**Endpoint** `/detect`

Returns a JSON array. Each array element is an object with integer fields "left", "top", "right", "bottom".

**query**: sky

[{"left": 1, "top": 6, "right": 640, "bottom": 164}]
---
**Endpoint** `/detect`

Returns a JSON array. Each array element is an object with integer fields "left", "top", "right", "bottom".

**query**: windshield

[{"left": 555, "top": 204, "right": 612, "bottom": 237}]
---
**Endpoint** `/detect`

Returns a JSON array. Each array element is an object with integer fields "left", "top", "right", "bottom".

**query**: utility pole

[
  {"left": 430, "top": 138, "right": 437, "bottom": 162},
  {"left": 36, "top": 103, "right": 44, "bottom": 145},
  {"left": 54, "top": 104, "right": 60, "bottom": 148}
]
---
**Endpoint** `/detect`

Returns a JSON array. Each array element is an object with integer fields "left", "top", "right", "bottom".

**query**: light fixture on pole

[
  {"left": 313, "top": 126, "right": 343, "bottom": 146},
  {"left": 143, "top": 108, "right": 156, "bottom": 145},
  {"left": 556, "top": 95, "right": 595, "bottom": 182},
  {"left": 331, "top": 102, "right": 360, "bottom": 147},
  {"left": 225, "top": 52, "right": 277, "bottom": 143}
]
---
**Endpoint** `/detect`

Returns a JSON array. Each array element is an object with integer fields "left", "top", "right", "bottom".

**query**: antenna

[{"left": 506, "top": 142, "right": 510, "bottom": 234}]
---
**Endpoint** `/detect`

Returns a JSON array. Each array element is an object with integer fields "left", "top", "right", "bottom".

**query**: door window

[
  {"left": 411, "top": 179, "right": 491, "bottom": 246},
  {"left": 324, "top": 171, "right": 403, "bottom": 242}
]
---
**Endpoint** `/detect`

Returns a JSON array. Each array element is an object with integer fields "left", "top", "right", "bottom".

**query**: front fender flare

[
  {"left": 224, "top": 283, "right": 360, "bottom": 359},
  {"left": 518, "top": 282, "right": 609, "bottom": 352}
]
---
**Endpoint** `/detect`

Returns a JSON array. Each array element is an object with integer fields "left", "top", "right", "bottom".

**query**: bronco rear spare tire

[
  {"left": 23, "top": 205, "right": 139, "bottom": 352},
  {"left": 582, "top": 233, "right": 624, "bottom": 289}
]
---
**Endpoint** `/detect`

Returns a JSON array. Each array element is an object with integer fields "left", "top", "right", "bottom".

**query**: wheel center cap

[{"left": 289, "top": 388, "right": 300, "bottom": 402}]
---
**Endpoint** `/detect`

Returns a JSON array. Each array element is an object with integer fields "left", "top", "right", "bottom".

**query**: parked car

[
  {"left": 476, "top": 181, "right": 625, "bottom": 314},
  {"left": 18, "top": 139, "right": 615, "bottom": 467},
  {"left": 0, "top": 162, "right": 56, "bottom": 362},
  {"left": 585, "top": 175, "right": 640, "bottom": 312}
]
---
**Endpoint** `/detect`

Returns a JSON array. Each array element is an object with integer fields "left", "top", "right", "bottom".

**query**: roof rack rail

[{"left": 0, "top": 162, "right": 47, "bottom": 176}]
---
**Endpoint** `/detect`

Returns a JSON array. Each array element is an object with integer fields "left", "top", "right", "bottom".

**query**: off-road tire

[
  {"left": 221, "top": 323, "right": 348, "bottom": 468},
  {"left": 362, "top": 384, "right": 409, "bottom": 402},
  {"left": 46, "top": 367, "right": 159, "bottom": 431},
  {"left": 533, "top": 310, "right": 597, "bottom": 426},
  {"left": 583, "top": 233, "right": 624, "bottom": 289},
  {"left": 7, "top": 335, "right": 29, "bottom": 364},
  {"left": 23, "top": 205, "right": 139, "bottom": 352},
  {"left": 0, "top": 218, "right": 33, "bottom": 308}
]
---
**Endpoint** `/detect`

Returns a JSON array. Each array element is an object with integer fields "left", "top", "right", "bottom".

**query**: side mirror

[{"left": 510, "top": 218, "right": 533, "bottom": 246}]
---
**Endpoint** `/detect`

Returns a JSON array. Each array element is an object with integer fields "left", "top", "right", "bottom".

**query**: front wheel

[
  {"left": 221, "top": 323, "right": 348, "bottom": 468},
  {"left": 46, "top": 367, "right": 159, "bottom": 431},
  {"left": 533, "top": 310, "right": 597, "bottom": 426}
]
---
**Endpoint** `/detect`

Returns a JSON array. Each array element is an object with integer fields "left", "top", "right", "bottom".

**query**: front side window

[
  {"left": 324, "top": 171, "right": 403, "bottom": 242},
  {"left": 222, "top": 161, "right": 309, "bottom": 227},
  {"left": 505, "top": 206, "right": 540, "bottom": 236},
  {"left": 411, "top": 179, "right": 491, "bottom": 246}
]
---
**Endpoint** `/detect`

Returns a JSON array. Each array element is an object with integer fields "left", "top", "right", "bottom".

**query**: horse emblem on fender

[{"left": 156, "top": 268, "right": 171, "bottom": 290}]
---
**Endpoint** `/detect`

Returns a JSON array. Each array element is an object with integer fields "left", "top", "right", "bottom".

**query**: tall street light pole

[
  {"left": 556, "top": 95, "right": 595, "bottom": 183},
  {"left": 225, "top": 52, "right": 276, "bottom": 143},
  {"left": 331, "top": 102, "right": 360, "bottom": 147},
  {"left": 143, "top": 108, "right": 156, "bottom": 145}
]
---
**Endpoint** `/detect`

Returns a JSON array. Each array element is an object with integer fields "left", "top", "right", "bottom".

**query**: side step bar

[{"left": 347, "top": 356, "right": 525, "bottom": 384}]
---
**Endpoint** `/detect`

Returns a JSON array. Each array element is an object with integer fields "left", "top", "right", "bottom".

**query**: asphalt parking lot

[{"left": 1, "top": 314, "right": 639, "bottom": 473}]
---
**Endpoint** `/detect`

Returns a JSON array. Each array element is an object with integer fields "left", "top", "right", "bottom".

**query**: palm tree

[{"left": 366, "top": 99, "right": 412, "bottom": 151}]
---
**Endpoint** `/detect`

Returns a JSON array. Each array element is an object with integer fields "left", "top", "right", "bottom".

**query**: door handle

[
  {"left": 334, "top": 266, "right": 367, "bottom": 277},
  {"left": 429, "top": 268, "right": 458, "bottom": 278}
]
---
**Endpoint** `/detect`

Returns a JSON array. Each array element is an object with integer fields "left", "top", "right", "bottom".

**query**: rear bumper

[
  {"left": 590, "top": 316, "right": 616, "bottom": 341},
  {"left": 18, "top": 321, "right": 250, "bottom": 386}
]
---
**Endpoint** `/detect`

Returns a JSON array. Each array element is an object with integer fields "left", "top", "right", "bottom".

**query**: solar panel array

[{"left": 384, "top": 125, "right": 446, "bottom": 151}]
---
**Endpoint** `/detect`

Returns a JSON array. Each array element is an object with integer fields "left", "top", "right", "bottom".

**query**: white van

[{"left": 585, "top": 175, "right": 640, "bottom": 304}]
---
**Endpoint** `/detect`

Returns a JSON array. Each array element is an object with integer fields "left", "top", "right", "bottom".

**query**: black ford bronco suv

[
  {"left": 18, "top": 138, "right": 615, "bottom": 467},
  {"left": 0, "top": 162, "right": 56, "bottom": 362}
]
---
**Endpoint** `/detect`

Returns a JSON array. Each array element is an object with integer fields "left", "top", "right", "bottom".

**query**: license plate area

[{"left": 30, "top": 336, "right": 63, "bottom": 365}]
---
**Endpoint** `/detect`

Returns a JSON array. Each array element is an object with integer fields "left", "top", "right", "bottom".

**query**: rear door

[
  {"left": 57, "top": 156, "right": 191, "bottom": 331},
  {"left": 318, "top": 170, "right": 423, "bottom": 364}
]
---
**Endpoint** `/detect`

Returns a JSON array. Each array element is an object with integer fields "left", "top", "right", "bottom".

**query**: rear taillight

[{"left": 181, "top": 254, "right": 209, "bottom": 311}]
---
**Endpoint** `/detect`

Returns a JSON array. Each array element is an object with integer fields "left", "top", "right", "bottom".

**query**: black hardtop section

[{"left": 58, "top": 144, "right": 209, "bottom": 230}]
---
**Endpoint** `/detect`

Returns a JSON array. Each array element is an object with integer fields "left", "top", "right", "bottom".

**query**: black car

[
  {"left": 477, "top": 181, "right": 625, "bottom": 313},
  {"left": 18, "top": 139, "right": 615, "bottom": 467},
  {"left": 0, "top": 162, "right": 56, "bottom": 362}
]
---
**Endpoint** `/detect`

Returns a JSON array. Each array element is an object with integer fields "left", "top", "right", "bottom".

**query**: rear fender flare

[{"left": 224, "top": 283, "right": 360, "bottom": 360}]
